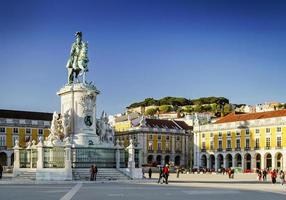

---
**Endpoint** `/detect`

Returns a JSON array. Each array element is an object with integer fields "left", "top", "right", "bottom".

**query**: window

[
  {"left": 0, "top": 127, "right": 5, "bottom": 133},
  {"left": 277, "top": 136, "right": 282, "bottom": 148},
  {"left": 227, "top": 140, "right": 231, "bottom": 149},
  {"left": 245, "top": 129, "right": 250, "bottom": 135},
  {"left": 158, "top": 143, "right": 161, "bottom": 151},
  {"left": 218, "top": 132, "right": 222, "bottom": 137},
  {"left": 176, "top": 136, "right": 180, "bottom": 141},
  {"left": 166, "top": 135, "right": 169, "bottom": 140},
  {"left": 13, "top": 136, "right": 18, "bottom": 146},
  {"left": 149, "top": 134, "right": 153, "bottom": 140},
  {"left": 266, "top": 128, "right": 271, "bottom": 133},
  {"left": 236, "top": 139, "right": 240, "bottom": 148},
  {"left": 0, "top": 136, "right": 6, "bottom": 146},
  {"left": 38, "top": 129, "right": 43, "bottom": 135},
  {"left": 13, "top": 128, "right": 18, "bottom": 133},
  {"left": 227, "top": 131, "right": 231, "bottom": 137},
  {"left": 202, "top": 142, "right": 206, "bottom": 149},
  {"left": 236, "top": 131, "right": 240, "bottom": 136},
  {"left": 218, "top": 140, "right": 222, "bottom": 149},
  {"left": 210, "top": 133, "right": 213, "bottom": 137},
  {"left": 202, "top": 133, "right": 205, "bottom": 138},
  {"left": 158, "top": 135, "right": 161, "bottom": 140},
  {"left": 210, "top": 141, "right": 214, "bottom": 150},
  {"left": 245, "top": 138, "right": 250, "bottom": 148},
  {"left": 148, "top": 142, "right": 153, "bottom": 151},
  {"left": 25, "top": 136, "right": 30, "bottom": 142},
  {"left": 26, "top": 128, "right": 31, "bottom": 134},
  {"left": 255, "top": 129, "right": 260, "bottom": 134},
  {"left": 165, "top": 142, "right": 170, "bottom": 151},
  {"left": 255, "top": 138, "right": 260, "bottom": 148},
  {"left": 266, "top": 137, "right": 271, "bottom": 148},
  {"left": 277, "top": 127, "right": 282, "bottom": 133}
]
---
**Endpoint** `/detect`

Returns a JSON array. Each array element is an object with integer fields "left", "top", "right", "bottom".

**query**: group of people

[
  {"left": 256, "top": 169, "right": 285, "bottom": 185},
  {"left": 158, "top": 165, "right": 170, "bottom": 184},
  {"left": 90, "top": 165, "right": 98, "bottom": 181}
]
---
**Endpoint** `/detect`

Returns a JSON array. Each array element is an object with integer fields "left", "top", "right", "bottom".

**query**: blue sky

[{"left": 1, "top": 0, "right": 286, "bottom": 115}]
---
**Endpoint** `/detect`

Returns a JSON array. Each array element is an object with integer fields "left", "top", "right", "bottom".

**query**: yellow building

[
  {"left": 114, "top": 115, "right": 192, "bottom": 168},
  {"left": 0, "top": 109, "right": 52, "bottom": 167},
  {"left": 194, "top": 110, "right": 286, "bottom": 171}
]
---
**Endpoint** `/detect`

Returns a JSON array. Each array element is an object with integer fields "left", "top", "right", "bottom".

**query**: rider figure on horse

[{"left": 66, "top": 31, "right": 89, "bottom": 84}]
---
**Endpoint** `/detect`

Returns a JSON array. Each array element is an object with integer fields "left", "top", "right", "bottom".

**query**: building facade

[
  {"left": 0, "top": 109, "right": 52, "bottom": 167},
  {"left": 194, "top": 110, "right": 286, "bottom": 171},
  {"left": 114, "top": 116, "right": 193, "bottom": 168}
]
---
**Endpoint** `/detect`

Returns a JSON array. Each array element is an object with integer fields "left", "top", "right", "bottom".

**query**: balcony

[
  {"left": 265, "top": 146, "right": 271, "bottom": 150},
  {"left": 254, "top": 147, "right": 260, "bottom": 150},
  {"left": 157, "top": 150, "right": 162, "bottom": 153},
  {"left": 175, "top": 150, "right": 182, "bottom": 154},
  {"left": 276, "top": 146, "right": 282, "bottom": 149},
  {"left": 226, "top": 148, "right": 232, "bottom": 151},
  {"left": 244, "top": 147, "right": 250, "bottom": 151},
  {"left": 148, "top": 150, "right": 154, "bottom": 153},
  {"left": 0, "top": 146, "right": 6, "bottom": 150},
  {"left": 201, "top": 149, "right": 206, "bottom": 152},
  {"left": 165, "top": 150, "right": 171, "bottom": 154},
  {"left": 235, "top": 147, "right": 241, "bottom": 151},
  {"left": 217, "top": 148, "right": 223, "bottom": 152}
]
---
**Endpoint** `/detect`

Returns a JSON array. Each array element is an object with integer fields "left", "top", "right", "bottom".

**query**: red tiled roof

[
  {"left": 0, "top": 109, "right": 53, "bottom": 121},
  {"left": 215, "top": 109, "right": 286, "bottom": 124},
  {"left": 145, "top": 118, "right": 192, "bottom": 130}
]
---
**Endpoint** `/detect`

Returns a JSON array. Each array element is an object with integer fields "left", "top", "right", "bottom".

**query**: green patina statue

[{"left": 66, "top": 31, "right": 89, "bottom": 84}]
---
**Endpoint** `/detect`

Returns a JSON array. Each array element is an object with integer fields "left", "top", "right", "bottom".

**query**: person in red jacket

[{"left": 163, "top": 165, "right": 170, "bottom": 184}]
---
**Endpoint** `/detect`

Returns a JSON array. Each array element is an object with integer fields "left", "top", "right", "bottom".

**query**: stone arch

[
  {"left": 209, "top": 154, "right": 215, "bottom": 169},
  {"left": 255, "top": 153, "right": 261, "bottom": 169},
  {"left": 164, "top": 155, "right": 170, "bottom": 165},
  {"left": 156, "top": 155, "right": 162, "bottom": 165},
  {"left": 147, "top": 155, "right": 153, "bottom": 164},
  {"left": 175, "top": 155, "right": 180, "bottom": 166},
  {"left": 244, "top": 153, "right": 251, "bottom": 170},
  {"left": 0, "top": 152, "right": 7, "bottom": 166},
  {"left": 225, "top": 154, "right": 233, "bottom": 168},
  {"left": 234, "top": 153, "right": 242, "bottom": 168},
  {"left": 275, "top": 152, "right": 283, "bottom": 170},
  {"left": 201, "top": 154, "right": 207, "bottom": 168},
  {"left": 265, "top": 153, "right": 272, "bottom": 170},
  {"left": 217, "top": 154, "right": 224, "bottom": 170}
]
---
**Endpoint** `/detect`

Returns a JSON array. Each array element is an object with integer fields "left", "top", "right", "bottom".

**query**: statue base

[{"left": 57, "top": 83, "right": 100, "bottom": 147}]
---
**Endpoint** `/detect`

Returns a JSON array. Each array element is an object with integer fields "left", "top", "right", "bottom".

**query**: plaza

[{"left": 0, "top": 173, "right": 286, "bottom": 200}]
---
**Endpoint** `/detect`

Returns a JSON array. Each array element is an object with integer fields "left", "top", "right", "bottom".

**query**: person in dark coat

[
  {"left": 0, "top": 164, "right": 3, "bottom": 179},
  {"left": 90, "top": 165, "right": 94, "bottom": 181},
  {"left": 158, "top": 167, "right": 163, "bottom": 184},
  {"left": 148, "top": 168, "right": 152, "bottom": 179},
  {"left": 94, "top": 165, "right": 98, "bottom": 181}
]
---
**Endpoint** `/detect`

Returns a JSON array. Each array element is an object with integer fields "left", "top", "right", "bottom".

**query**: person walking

[
  {"left": 176, "top": 167, "right": 180, "bottom": 178},
  {"left": 0, "top": 164, "right": 3, "bottom": 179},
  {"left": 163, "top": 165, "right": 170, "bottom": 184},
  {"left": 94, "top": 164, "right": 98, "bottom": 181},
  {"left": 148, "top": 167, "right": 152, "bottom": 179},
  {"left": 279, "top": 170, "right": 285, "bottom": 186},
  {"left": 271, "top": 169, "right": 277, "bottom": 184},
  {"left": 90, "top": 165, "right": 95, "bottom": 181},
  {"left": 158, "top": 167, "right": 163, "bottom": 184},
  {"left": 262, "top": 169, "right": 267, "bottom": 182}
]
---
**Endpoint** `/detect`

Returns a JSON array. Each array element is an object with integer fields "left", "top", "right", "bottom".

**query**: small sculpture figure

[{"left": 62, "top": 109, "right": 71, "bottom": 138}]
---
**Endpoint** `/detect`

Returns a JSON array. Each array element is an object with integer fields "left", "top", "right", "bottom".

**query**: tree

[
  {"left": 144, "top": 108, "right": 158, "bottom": 116},
  {"left": 223, "top": 104, "right": 232, "bottom": 115},
  {"left": 159, "top": 105, "right": 172, "bottom": 113}
]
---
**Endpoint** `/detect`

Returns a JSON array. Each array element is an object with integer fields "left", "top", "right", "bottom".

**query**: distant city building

[
  {"left": 113, "top": 116, "right": 193, "bottom": 168},
  {"left": 0, "top": 109, "right": 52, "bottom": 167},
  {"left": 255, "top": 102, "right": 280, "bottom": 113},
  {"left": 194, "top": 109, "right": 286, "bottom": 172}
]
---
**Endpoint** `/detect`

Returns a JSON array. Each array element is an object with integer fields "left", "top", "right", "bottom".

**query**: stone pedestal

[{"left": 57, "top": 83, "right": 100, "bottom": 146}]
